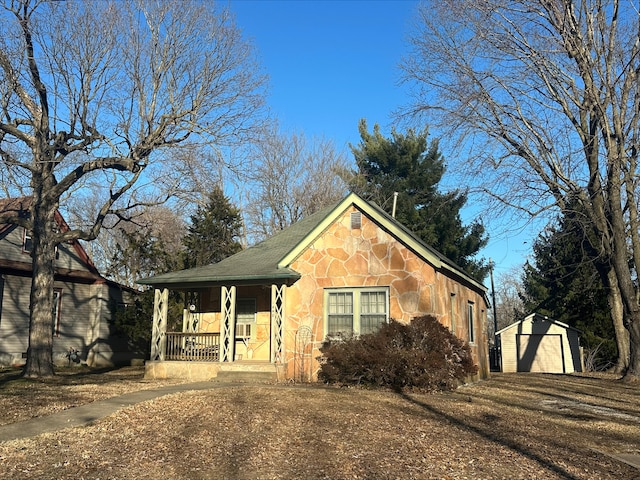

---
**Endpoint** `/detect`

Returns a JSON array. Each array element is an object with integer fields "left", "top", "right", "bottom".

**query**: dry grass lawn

[{"left": 0, "top": 366, "right": 638, "bottom": 479}]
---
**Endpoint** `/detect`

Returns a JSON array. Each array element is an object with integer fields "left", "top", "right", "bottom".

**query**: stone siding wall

[{"left": 283, "top": 206, "right": 488, "bottom": 380}]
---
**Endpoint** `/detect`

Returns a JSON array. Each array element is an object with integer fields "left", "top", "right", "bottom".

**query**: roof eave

[
  {"left": 278, "top": 192, "right": 487, "bottom": 294},
  {"left": 137, "top": 271, "right": 301, "bottom": 289}
]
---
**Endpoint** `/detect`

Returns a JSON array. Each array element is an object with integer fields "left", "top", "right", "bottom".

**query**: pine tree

[
  {"left": 182, "top": 186, "right": 243, "bottom": 269},
  {"left": 347, "top": 119, "right": 489, "bottom": 280},
  {"left": 520, "top": 211, "right": 616, "bottom": 368},
  {"left": 110, "top": 225, "right": 185, "bottom": 356}
]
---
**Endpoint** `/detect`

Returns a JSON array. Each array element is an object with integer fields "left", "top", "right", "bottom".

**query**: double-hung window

[{"left": 326, "top": 287, "right": 388, "bottom": 337}]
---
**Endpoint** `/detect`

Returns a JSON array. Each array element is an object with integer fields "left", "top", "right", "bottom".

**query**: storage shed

[{"left": 497, "top": 313, "right": 582, "bottom": 373}]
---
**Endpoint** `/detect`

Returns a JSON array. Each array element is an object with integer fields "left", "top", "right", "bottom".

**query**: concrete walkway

[{"left": 0, "top": 381, "right": 220, "bottom": 443}]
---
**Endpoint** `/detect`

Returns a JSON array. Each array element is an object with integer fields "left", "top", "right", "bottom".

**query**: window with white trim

[
  {"left": 53, "top": 288, "right": 62, "bottom": 337},
  {"left": 325, "top": 287, "right": 389, "bottom": 337},
  {"left": 22, "top": 228, "right": 33, "bottom": 254},
  {"left": 235, "top": 298, "right": 256, "bottom": 339},
  {"left": 22, "top": 228, "right": 59, "bottom": 259},
  {"left": 467, "top": 302, "right": 475, "bottom": 344}
]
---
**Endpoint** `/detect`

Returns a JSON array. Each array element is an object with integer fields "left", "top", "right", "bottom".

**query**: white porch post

[
  {"left": 150, "top": 288, "right": 169, "bottom": 361},
  {"left": 220, "top": 285, "right": 236, "bottom": 362},
  {"left": 271, "top": 284, "right": 285, "bottom": 363}
]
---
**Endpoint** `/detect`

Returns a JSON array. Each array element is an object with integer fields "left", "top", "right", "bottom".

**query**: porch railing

[{"left": 165, "top": 332, "right": 220, "bottom": 361}]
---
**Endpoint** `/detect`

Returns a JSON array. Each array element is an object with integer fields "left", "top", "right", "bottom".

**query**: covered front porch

[{"left": 144, "top": 283, "right": 287, "bottom": 381}]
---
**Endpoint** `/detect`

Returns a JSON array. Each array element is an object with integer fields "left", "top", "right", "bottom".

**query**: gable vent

[{"left": 350, "top": 211, "right": 362, "bottom": 230}]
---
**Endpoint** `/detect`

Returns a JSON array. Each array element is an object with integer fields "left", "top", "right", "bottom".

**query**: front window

[
  {"left": 327, "top": 291, "right": 354, "bottom": 336},
  {"left": 360, "top": 291, "right": 387, "bottom": 335},
  {"left": 326, "top": 288, "right": 388, "bottom": 337}
]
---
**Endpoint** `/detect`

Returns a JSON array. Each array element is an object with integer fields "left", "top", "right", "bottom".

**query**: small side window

[
  {"left": 468, "top": 302, "right": 475, "bottom": 344},
  {"left": 53, "top": 289, "right": 63, "bottom": 336},
  {"left": 22, "top": 229, "right": 33, "bottom": 254}
]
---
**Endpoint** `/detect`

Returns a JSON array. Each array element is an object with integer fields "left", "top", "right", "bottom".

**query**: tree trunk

[
  {"left": 608, "top": 196, "right": 640, "bottom": 380},
  {"left": 22, "top": 200, "right": 57, "bottom": 378},
  {"left": 626, "top": 318, "right": 640, "bottom": 381},
  {"left": 606, "top": 270, "right": 629, "bottom": 374}
]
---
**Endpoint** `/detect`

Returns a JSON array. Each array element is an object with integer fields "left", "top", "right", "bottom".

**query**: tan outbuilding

[{"left": 497, "top": 313, "right": 583, "bottom": 373}]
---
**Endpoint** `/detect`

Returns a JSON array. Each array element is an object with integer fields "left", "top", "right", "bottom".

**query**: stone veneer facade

[{"left": 283, "top": 206, "right": 489, "bottom": 380}]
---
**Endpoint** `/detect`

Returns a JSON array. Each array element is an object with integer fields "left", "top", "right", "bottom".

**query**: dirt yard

[{"left": 0, "top": 367, "right": 638, "bottom": 479}]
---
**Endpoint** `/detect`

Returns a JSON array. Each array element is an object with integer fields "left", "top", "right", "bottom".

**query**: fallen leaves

[{"left": 0, "top": 369, "right": 638, "bottom": 479}]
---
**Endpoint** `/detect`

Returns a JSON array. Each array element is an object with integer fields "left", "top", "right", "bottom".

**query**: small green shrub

[{"left": 318, "top": 315, "right": 478, "bottom": 392}]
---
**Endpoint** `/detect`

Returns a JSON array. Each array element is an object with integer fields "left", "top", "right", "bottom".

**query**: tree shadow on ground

[{"left": 397, "top": 391, "right": 580, "bottom": 480}]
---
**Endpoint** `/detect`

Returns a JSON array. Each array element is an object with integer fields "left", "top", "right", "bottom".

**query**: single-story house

[
  {"left": 0, "top": 197, "right": 138, "bottom": 367},
  {"left": 497, "top": 313, "right": 583, "bottom": 373},
  {"left": 139, "top": 192, "right": 490, "bottom": 382}
]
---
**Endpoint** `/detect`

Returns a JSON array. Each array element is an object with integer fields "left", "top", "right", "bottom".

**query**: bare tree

[
  {"left": 99, "top": 205, "right": 186, "bottom": 287},
  {"left": 0, "top": 0, "right": 267, "bottom": 377},
  {"left": 243, "top": 127, "right": 349, "bottom": 243},
  {"left": 494, "top": 266, "right": 526, "bottom": 332},
  {"left": 403, "top": 0, "right": 640, "bottom": 378}
]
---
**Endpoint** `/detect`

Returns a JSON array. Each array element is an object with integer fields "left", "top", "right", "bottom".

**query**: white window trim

[
  {"left": 22, "top": 228, "right": 59, "bottom": 258},
  {"left": 324, "top": 287, "right": 389, "bottom": 338},
  {"left": 22, "top": 228, "right": 33, "bottom": 254},
  {"left": 53, "top": 288, "right": 62, "bottom": 337}
]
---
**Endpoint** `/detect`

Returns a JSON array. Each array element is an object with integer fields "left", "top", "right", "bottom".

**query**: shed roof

[
  {"left": 137, "top": 192, "right": 487, "bottom": 294},
  {"left": 496, "top": 313, "right": 581, "bottom": 336}
]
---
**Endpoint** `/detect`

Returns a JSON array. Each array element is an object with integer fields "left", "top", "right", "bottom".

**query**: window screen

[
  {"left": 327, "top": 292, "right": 354, "bottom": 336},
  {"left": 326, "top": 288, "right": 388, "bottom": 337},
  {"left": 360, "top": 291, "right": 387, "bottom": 335}
]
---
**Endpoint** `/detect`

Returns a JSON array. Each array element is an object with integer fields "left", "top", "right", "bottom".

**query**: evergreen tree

[
  {"left": 182, "top": 186, "right": 243, "bottom": 268},
  {"left": 108, "top": 228, "right": 181, "bottom": 284},
  {"left": 519, "top": 211, "right": 616, "bottom": 369},
  {"left": 110, "top": 226, "right": 185, "bottom": 357},
  {"left": 347, "top": 119, "right": 489, "bottom": 280}
]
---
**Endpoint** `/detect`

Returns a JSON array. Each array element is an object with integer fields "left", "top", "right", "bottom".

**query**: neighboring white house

[{"left": 497, "top": 313, "right": 583, "bottom": 373}]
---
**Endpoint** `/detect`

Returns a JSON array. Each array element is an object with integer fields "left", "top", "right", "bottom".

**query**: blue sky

[
  {"left": 228, "top": 0, "right": 533, "bottom": 276},
  {"left": 230, "top": 0, "right": 416, "bottom": 151}
]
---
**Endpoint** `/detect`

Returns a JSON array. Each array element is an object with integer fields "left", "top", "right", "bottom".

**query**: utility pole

[{"left": 489, "top": 258, "right": 500, "bottom": 371}]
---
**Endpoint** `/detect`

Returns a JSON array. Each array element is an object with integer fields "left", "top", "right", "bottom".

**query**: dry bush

[{"left": 318, "top": 315, "right": 477, "bottom": 392}]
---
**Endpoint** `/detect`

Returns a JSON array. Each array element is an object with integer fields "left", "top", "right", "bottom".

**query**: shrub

[{"left": 318, "top": 315, "right": 478, "bottom": 392}]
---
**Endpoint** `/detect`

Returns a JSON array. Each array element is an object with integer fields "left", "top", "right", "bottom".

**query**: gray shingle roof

[
  {"left": 137, "top": 201, "right": 339, "bottom": 288},
  {"left": 138, "top": 193, "right": 486, "bottom": 294}
]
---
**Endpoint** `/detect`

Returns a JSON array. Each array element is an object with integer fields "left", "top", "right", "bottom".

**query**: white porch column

[
  {"left": 220, "top": 285, "right": 236, "bottom": 362},
  {"left": 271, "top": 284, "right": 285, "bottom": 363},
  {"left": 150, "top": 288, "right": 169, "bottom": 361}
]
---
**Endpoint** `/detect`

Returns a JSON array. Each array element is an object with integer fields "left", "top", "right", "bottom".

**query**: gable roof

[
  {"left": 138, "top": 193, "right": 487, "bottom": 293},
  {"left": 0, "top": 196, "right": 136, "bottom": 290},
  {"left": 496, "top": 313, "right": 582, "bottom": 336},
  {"left": 0, "top": 196, "right": 101, "bottom": 275},
  {"left": 0, "top": 197, "right": 31, "bottom": 236}
]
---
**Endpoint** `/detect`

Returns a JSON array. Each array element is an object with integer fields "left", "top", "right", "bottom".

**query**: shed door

[{"left": 517, "top": 334, "right": 564, "bottom": 373}]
